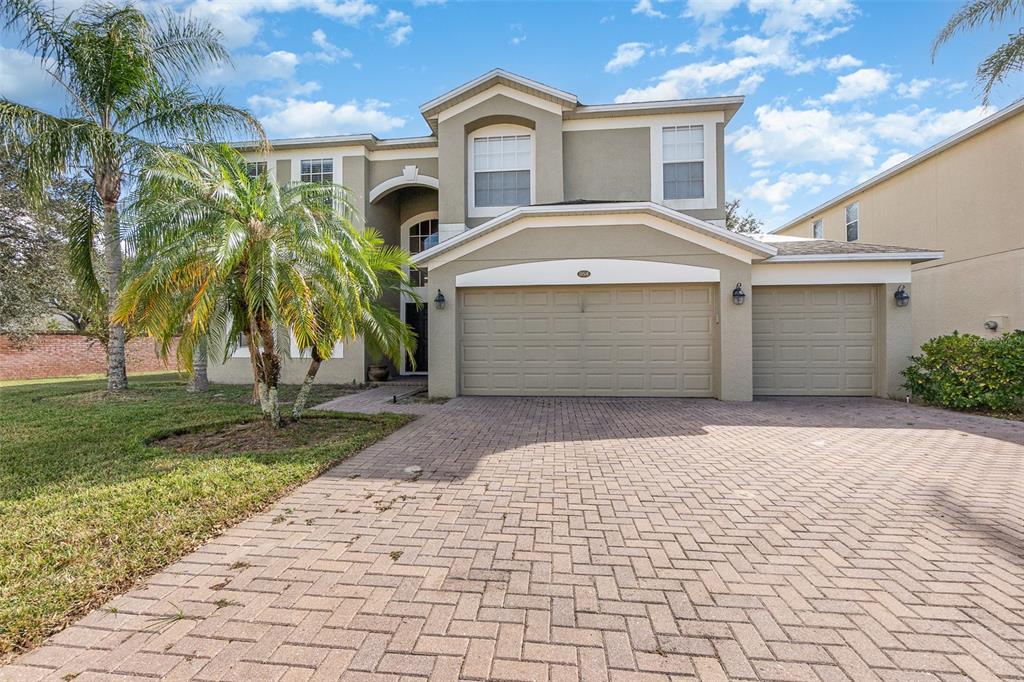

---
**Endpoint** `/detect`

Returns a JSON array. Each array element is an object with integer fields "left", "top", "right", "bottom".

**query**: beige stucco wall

[
  {"left": 777, "top": 112, "right": 1024, "bottom": 346},
  {"left": 424, "top": 223, "right": 754, "bottom": 401},
  {"left": 563, "top": 128, "right": 651, "bottom": 201},
  {"left": 207, "top": 327, "right": 366, "bottom": 385},
  {"left": 438, "top": 94, "right": 564, "bottom": 228}
]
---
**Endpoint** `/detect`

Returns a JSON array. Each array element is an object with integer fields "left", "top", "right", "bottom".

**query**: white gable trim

[
  {"left": 456, "top": 259, "right": 720, "bottom": 288},
  {"left": 412, "top": 202, "right": 776, "bottom": 270},
  {"left": 420, "top": 68, "right": 577, "bottom": 116},
  {"left": 436, "top": 84, "right": 566, "bottom": 124},
  {"left": 368, "top": 166, "right": 439, "bottom": 204}
]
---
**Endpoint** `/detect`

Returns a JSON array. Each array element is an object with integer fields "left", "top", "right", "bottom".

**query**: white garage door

[
  {"left": 459, "top": 285, "right": 716, "bottom": 396},
  {"left": 753, "top": 285, "right": 878, "bottom": 396}
]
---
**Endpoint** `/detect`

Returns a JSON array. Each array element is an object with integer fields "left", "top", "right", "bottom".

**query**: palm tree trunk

[
  {"left": 292, "top": 347, "right": 322, "bottom": 420},
  {"left": 102, "top": 198, "right": 128, "bottom": 392},
  {"left": 256, "top": 318, "right": 281, "bottom": 427},
  {"left": 187, "top": 338, "right": 209, "bottom": 392}
]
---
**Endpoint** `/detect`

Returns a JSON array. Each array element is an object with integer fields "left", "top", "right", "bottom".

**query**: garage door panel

[
  {"left": 460, "top": 284, "right": 715, "bottom": 397},
  {"left": 753, "top": 285, "right": 877, "bottom": 396}
]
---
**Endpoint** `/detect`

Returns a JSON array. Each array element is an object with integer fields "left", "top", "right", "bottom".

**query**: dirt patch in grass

[{"left": 156, "top": 416, "right": 370, "bottom": 454}]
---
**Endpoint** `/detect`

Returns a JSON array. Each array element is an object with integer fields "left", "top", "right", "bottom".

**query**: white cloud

[
  {"left": 380, "top": 9, "right": 411, "bottom": 45},
  {"left": 509, "top": 23, "right": 527, "bottom": 45},
  {"left": 204, "top": 50, "right": 301, "bottom": 86},
  {"left": 747, "top": 0, "right": 854, "bottom": 36},
  {"left": 412, "top": 0, "right": 445, "bottom": 5},
  {"left": 825, "top": 54, "right": 861, "bottom": 70},
  {"left": 820, "top": 68, "right": 891, "bottom": 103},
  {"left": 0, "top": 47, "right": 61, "bottom": 111},
  {"left": 310, "top": 28, "right": 353, "bottom": 63},
  {"left": 870, "top": 105, "right": 994, "bottom": 146},
  {"left": 896, "top": 78, "right": 934, "bottom": 99},
  {"left": 248, "top": 95, "right": 405, "bottom": 137},
  {"left": 674, "top": 42, "right": 695, "bottom": 54},
  {"left": 730, "top": 104, "right": 878, "bottom": 168},
  {"left": 605, "top": 42, "right": 651, "bottom": 73},
  {"left": 183, "top": 0, "right": 377, "bottom": 48},
  {"left": 744, "top": 171, "right": 834, "bottom": 212},
  {"left": 684, "top": 0, "right": 742, "bottom": 23},
  {"left": 632, "top": 0, "right": 666, "bottom": 19}
]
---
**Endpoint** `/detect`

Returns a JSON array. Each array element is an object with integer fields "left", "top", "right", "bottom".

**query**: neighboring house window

[
  {"left": 231, "top": 332, "right": 250, "bottom": 358},
  {"left": 472, "top": 135, "right": 531, "bottom": 208},
  {"left": 300, "top": 158, "right": 333, "bottom": 184},
  {"left": 662, "top": 125, "right": 704, "bottom": 200},
  {"left": 245, "top": 161, "right": 267, "bottom": 178},
  {"left": 812, "top": 219, "right": 823, "bottom": 239},
  {"left": 408, "top": 218, "right": 438, "bottom": 288},
  {"left": 845, "top": 202, "right": 859, "bottom": 241}
]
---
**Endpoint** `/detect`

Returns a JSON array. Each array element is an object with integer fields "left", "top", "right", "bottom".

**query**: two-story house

[
  {"left": 773, "top": 99, "right": 1024, "bottom": 350},
  {"left": 211, "top": 69, "right": 941, "bottom": 400}
]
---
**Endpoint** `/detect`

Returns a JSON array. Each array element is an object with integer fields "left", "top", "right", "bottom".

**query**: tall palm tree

[
  {"left": 116, "top": 143, "right": 415, "bottom": 427},
  {"left": 933, "top": 0, "right": 1024, "bottom": 103},
  {"left": 0, "top": 0, "right": 266, "bottom": 391}
]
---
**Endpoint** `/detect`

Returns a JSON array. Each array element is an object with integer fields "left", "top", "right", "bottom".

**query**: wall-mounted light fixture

[
  {"left": 433, "top": 289, "right": 446, "bottom": 310},
  {"left": 894, "top": 285, "right": 910, "bottom": 307},
  {"left": 731, "top": 283, "right": 746, "bottom": 305}
]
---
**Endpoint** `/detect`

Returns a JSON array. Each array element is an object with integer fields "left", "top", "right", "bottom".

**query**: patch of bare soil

[{"left": 156, "top": 416, "right": 368, "bottom": 454}]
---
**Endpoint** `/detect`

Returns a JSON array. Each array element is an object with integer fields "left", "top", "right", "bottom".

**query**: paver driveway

[{"left": 6, "top": 397, "right": 1024, "bottom": 682}]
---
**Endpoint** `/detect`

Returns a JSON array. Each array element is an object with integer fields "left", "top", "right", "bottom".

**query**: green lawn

[{"left": 0, "top": 374, "right": 411, "bottom": 660}]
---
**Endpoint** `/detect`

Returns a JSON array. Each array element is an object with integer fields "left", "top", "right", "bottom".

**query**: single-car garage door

[
  {"left": 460, "top": 284, "right": 716, "bottom": 396},
  {"left": 753, "top": 285, "right": 878, "bottom": 396}
]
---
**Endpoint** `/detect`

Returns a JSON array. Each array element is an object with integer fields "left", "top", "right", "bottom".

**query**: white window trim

[
  {"left": 845, "top": 202, "right": 859, "bottom": 242},
  {"left": 298, "top": 157, "right": 336, "bottom": 184},
  {"left": 289, "top": 332, "right": 344, "bottom": 360},
  {"left": 648, "top": 113, "right": 721, "bottom": 211},
  {"left": 812, "top": 219, "right": 823, "bottom": 239},
  {"left": 467, "top": 123, "right": 536, "bottom": 219},
  {"left": 400, "top": 211, "right": 437, "bottom": 375}
]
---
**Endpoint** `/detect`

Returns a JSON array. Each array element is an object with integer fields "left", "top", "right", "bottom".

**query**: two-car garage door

[
  {"left": 752, "top": 285, "right": 878, "bottom": 396},
  {"left": 459, "top": 285, "right": 716, "bottom": 396}
]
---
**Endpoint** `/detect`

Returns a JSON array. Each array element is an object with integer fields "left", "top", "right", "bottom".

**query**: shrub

[{"left": 902, "top": 330, "right": 1024, "bottom": 412}]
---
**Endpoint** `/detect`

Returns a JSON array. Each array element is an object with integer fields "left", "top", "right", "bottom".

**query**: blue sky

[{"left": 2, "top": 0, "right": 1022, "bottom": 229}]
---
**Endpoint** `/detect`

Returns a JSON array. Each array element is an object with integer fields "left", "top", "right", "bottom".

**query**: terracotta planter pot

[{"left": 368, "top": 364, "right": 390, "bottom": 382}]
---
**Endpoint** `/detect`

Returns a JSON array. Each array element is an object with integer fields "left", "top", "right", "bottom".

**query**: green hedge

[{"left": 902, "top": 330, "right": 1024, "bottom": 412}]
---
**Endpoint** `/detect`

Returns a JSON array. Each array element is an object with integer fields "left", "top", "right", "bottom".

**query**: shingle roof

[{"left": 769, "top": 239, "right": 938, "bottom": 256}]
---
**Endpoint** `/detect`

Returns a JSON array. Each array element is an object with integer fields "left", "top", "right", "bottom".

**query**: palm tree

[
  {"left": 0, "top": 0, "right": 266, "bottom": 391},
  {"left": 933, "top": 0, "right": 1024, "bottom": 103},
  {"left": 117, "top": 143, "right": 415, "bottom": 427}
]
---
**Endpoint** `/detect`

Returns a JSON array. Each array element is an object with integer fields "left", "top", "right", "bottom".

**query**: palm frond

[
  {"left": 978, "top": 29, "right": 1024, "bottom": 102},
  {"left": 933, "top": 0, "right": 1024, "bottom": 57}
]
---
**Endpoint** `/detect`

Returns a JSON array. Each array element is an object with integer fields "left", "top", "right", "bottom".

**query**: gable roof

[
  {"left": 420, "top": 68, "right": 578, "bottom": 127},
  {"left": 772, "top": 97, "right": 1024, "bottom": 234},
  {"left": 756, "top": 235, "right": 943, "bottom": 263},
  {"left": 411, "top": 202, "right": 778, "bottom": 268}
]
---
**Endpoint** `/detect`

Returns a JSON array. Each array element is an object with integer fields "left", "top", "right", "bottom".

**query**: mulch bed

[{"left": 156, "top": 416, "right": 368, "bottom": 454}]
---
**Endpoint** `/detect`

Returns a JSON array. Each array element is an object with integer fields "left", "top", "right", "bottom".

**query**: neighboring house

[
  {"left": 213, "top": 69, "right": 942, "bottom": 400},
  {"left": 774, "top": 99, "right": 1024, "bottom": 350}
]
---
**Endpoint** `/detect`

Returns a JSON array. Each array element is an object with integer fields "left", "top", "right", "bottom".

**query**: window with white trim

[
  {"left": 845, "top": 202, "right": 859, "bottom": 242},
  {"left": 245, "top": 161, "right": 267, "bottom": 178},
  {"left": 662, "top": 125, "right": 704, "bottom": 200},
  {"left": 812, "top": 219, "right": 823, "bottom": 239},
  {"left": 472, "top": 135, "right": 531, "bottom": 208},
  {"left": 408, "top": 218, "right": 438, "bottom": 288},
  {"left": 300, "top": 158, "right": 333, "bottom": 184}
]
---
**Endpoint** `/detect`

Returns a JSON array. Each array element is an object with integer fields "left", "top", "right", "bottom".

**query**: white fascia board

[
  {"left": 765, "top": 252, "right": 944, "bottom": 263},
  {"left": 420, "top": 68, "right": 577, "bottom": 115},
  {"left": 752, "top": 261, "right": 913, "bottom": 285},
  {"left": 771, "top": 97, "right": 1024, "bottom": 234},
  {"left": 411, "top": 202, "right": 777, "bottom": 269},
  {"left": 568, "top": 96, "right": 744, "bottom": 117},
  {"left": 456, "top": 259, "right": 720, "bottom": 288}
]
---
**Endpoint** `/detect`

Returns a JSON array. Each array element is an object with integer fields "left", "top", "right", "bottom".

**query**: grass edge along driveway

[{"left": 0, "top": 374, "right": 412, "bottom": 661}]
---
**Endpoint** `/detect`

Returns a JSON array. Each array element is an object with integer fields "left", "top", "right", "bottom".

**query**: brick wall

[{"left": 0, "top": 333, "right": 176, "bottom": 381}]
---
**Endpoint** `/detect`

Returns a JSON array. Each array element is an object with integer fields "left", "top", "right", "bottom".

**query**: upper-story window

[
  {"left": 408, "top": 218, "right": 438, "bottom": 288},
  {"left": 812, "top": 219, "right": 823, "bottom": 239},
  {"left": 301, "top": 158, "right": 333, "bottom": 184},
  {"left": 662, "top": 125, "right": 704, "bottom": 200},
  {"left": 845, "top": 202, "right": 859, "bottom": 242},
  {"left": 245, "top": 161, "right": 267, "bottom": 178},
  {"left": 469, "top": 126, "right": 533, "bottom": 217}
]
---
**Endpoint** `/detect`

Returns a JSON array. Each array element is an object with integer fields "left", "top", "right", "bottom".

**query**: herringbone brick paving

[{"left": 5, "top": 397, "right": 1024, "bottom": 681}]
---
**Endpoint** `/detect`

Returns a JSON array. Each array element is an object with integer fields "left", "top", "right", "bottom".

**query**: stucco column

[
  {"left": 879, "top": 282, "right": 912, "bottom": 398},
  {"left": 426, "top": 267, "right": 459, "bottom": 397},
  {"left": 718, "top": 261, "right": 753, "bottom": 401}
]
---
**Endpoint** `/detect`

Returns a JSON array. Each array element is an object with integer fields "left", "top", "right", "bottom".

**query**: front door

[{"left": 405, "top": 303, "right": 428, "bottom": 373}]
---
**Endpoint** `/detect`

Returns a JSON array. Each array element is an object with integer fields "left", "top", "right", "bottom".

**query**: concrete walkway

[{"left": 4, "top": 397, "right": 1024, "bottom": 681}]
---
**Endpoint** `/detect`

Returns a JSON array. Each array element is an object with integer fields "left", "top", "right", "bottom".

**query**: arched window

[{"left": 408, "top": 218, "right": 438, "bottom": 287}]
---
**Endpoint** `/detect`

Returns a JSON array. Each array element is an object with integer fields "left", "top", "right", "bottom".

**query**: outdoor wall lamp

[
  {"left": 731, "top": 283, "right": 746, "bottom": 305},
  {"left": 894, "top": 285, "right": 910, "bottom": 307},
  {"left": 434, "top": 289, "right": 446, "bottom": 310}
]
